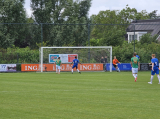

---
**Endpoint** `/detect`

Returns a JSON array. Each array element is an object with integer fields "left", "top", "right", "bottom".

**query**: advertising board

[
  {"left": 0, "top": 64, "right": 16, "bottom": 72},
  {"left": 49, "top": 54, "right": 78, "bottom": 63},
  {"left": 21, "top": 63, "right": 103, "bottom": 72}
]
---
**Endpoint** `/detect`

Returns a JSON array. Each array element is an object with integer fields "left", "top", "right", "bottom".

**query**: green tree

[
  {"left": 0, "top": 0, "right": 27, "bottom": 48},
  {"left": 91, "top": 10, "right": 126, "bottom": 46},
  {"left": 31, "top": 0, "right": 92, "bottom": 46},
  {"left": 148, "top": 10, "right": 160, "bottom": 19},
  {"left": 61, "top": 0, "right": 91, "bottom": 46},
  {"left": 90, "top": 5, "right": 150, "bottom": 46},
  {"left": 139, "top": 33, "right": 159, "bottom": 44},
  {"left": 119, "top": 5, "right": 149, "bottom": 24}
]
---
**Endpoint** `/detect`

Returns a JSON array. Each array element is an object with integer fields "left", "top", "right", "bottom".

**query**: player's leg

[
  {"left": 148, "top": 70, "right": 155, "bottom": 84},
  {"left": 134, "top": 73, "right": 137, "bottom": 82},
  {"left": 113, "top": 64, "right": 118, "bottom": 72},
  {"left": 116, "top": 65, "right": 120, "bottom": 72},
  {"left": 76, "top": 66, "right": 81, "bottom": 74},
  {"left": 72, "top": 65, "right": 75, "bottom": 74},
  {"left": 134, "top": 68, "right": 138, "bottom": 82},
  {"left": 156, "top": 68, "right": 160, "bottom": 84},
  {"left": 56, "top": 65, "right": 58, "bottom": 74},
  {"left": 156, "top": 74, "right": 160, "bottom": 84},
  {"left": 135, "top": 68, "right": 138, "bottom": 81},
  {"left": 58, "top": 66, "right": 60, "bottom": 74},
  {"left": 132, "top": 68, "right": 137, "bottom": 82},
  {"left": 132, "top": 68, "right": 136, "bottom": 78}
]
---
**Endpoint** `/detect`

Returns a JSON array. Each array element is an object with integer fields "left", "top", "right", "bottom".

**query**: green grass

[{"left": 0, "top": 71, "right": 160, "bottom": 119}]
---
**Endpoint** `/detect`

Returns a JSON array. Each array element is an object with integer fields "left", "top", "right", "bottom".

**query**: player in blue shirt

[
  {"left": 71, "top": 56, "right": 81, "bottom": 74},
  {"left": 148, "top": 54, "right": 160, "bottom": 84},
  {"left": 136, "top": 54, "right": 140, "bottom": 60}
]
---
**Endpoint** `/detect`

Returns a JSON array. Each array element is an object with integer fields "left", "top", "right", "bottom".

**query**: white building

[{"left": 126, "top": 19, "right": 160, "bottom": 43}]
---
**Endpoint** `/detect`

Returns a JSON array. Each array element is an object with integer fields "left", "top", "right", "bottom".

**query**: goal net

[{"left": 39, "top": 46, "right": 112, "bottom": 72}]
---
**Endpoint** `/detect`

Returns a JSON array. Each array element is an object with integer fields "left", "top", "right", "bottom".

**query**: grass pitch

[{"left": 0, "top": 71, "right": 160, "bottom": 119}]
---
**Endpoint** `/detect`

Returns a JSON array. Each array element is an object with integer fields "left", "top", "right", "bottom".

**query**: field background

[{"left": 0, "top": 71, "right": 160, "bottom": 119}]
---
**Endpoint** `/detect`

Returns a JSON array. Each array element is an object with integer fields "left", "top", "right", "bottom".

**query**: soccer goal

[{"left": 39, "top": 46, "right": 112, "bottom": 72}]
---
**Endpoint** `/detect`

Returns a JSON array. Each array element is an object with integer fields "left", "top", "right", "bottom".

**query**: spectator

[
  {"left": 104, "top": 56, "right": 107, "bottom": 63},
  {"left": 104, "top": 56, "right": 108, "bottom": 71},
  {"left": 101, "top": 57, "right": 105, "bottom": 71},
  {"left": 100, "top": 57, "right": 105, "bottom": 63},
  {"left": 136, "top": 54, "right": 140, "bottom": 60}
]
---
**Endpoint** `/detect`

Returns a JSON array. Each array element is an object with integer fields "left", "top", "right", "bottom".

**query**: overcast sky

[{"left": 24, "top": 0, "right": 160, "bottom": 17}]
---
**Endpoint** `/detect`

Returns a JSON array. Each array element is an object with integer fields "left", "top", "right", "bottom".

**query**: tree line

[
  {"left": 0, "top": 1, "right": 160, "bottom": 64},
  {"left": 0, "top": 0, "right": 91, "bottom": 48},
  {"left": 0, "top": 1, "right": 160, "bottom": 49}
]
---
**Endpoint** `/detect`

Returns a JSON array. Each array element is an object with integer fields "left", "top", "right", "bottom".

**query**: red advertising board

[
  {"left": 68, "top": 54, "right": 78, "bottom": 62},
  {"left": 21, "top": 63, "right": 103, "bottom": 72}
]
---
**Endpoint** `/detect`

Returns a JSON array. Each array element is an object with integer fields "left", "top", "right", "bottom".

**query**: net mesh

[{"left": 39, "top": 47, "right": 112, "bottom": 72}]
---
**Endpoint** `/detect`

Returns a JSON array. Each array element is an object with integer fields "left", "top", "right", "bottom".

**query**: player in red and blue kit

[
  {"left": 148, "top": 54, "right": 160, "bottom": 84},
  {"left": 71, "top": 56, "right": 81, "bottom": 74}
]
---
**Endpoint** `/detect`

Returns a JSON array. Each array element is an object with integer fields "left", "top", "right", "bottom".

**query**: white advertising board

[
  {"left": 0, "top": 64, "right": 16, "bottom": 72},
  {"left": 49, "top": 54, "right": 78, "bottom": 63}
]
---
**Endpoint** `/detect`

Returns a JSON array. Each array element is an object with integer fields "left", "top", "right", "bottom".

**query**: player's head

[
  {"left": 105, "top": 56, "right": 107, "bottom": 58},
  {"left": 101, "top": 57, "right": 104, "bottom": 59},
  {"left": 114, "top": 56, "right": 116, "bottom": 59},
  {"left": 133, "top": 52, "right": 137, "bottom": 56},
  {"left": 152, "top": 54, "right": 155, "bottom": 58},
  {"left": 75, "top": 56, "right": 77, "bottom": 59},
  {"left": 58, "top": 57, "right": 60, "bottom": 59}
]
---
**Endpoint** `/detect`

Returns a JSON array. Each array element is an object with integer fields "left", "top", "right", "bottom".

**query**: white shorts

[
  {"left": 132, "top": 68, "right": 138, "bottom": 73},
  {"left": 56, "top": 65, "right": 61, "bottom": 69}
]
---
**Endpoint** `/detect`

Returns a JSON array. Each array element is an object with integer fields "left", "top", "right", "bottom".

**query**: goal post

[{"left": 39, "top": 46, "right": 112, "bottom": 72}]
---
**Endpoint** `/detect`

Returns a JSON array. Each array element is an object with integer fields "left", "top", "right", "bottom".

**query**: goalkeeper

[
  {"left": 54, "top": 57, "right": 62, "bottom": 74},
  {"left": 113, "top": 56, "right": 121, "bottom": 72}
]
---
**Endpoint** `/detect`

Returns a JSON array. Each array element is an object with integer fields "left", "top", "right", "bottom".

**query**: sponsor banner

[
  {"left": 141, "top": 63, "right": 150, "bottom": 71},
  {"left": 106, "top": 63, "right": 156, "bottom": 71},
  {"left": 120, "top": 63, "right": 132, "bottom": 71},
  {"left": 21, "top": 64, "right": 39, "bottom": 71},
  {"left": 68, "top": 54, "right": 77, "bottom": 62},
  {"left": 21, "top": 63, "right": 103, "bottom": 72},
  {"left": 0, "top": 64, "right": 16, "bottom": 72},
  {"left": 49, "top": 54, "right": 78, "bottom": 63},
  {"left": 106, "top": 63, "right": 132, "bottom": 71}
]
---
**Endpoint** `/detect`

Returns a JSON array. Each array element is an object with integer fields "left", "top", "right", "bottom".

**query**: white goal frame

[{"left": 40, "top": 46, "right": 112, "bottom": 72}]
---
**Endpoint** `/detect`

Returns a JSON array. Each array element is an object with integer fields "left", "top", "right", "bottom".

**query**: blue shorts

[
  {"left": 151, "top": 67, "right": 159, "bottom": 75},
  {"left": 72, "top": 64, "right": 78, "bottom": 69}
]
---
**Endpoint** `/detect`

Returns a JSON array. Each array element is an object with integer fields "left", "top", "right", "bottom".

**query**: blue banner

[{"left": 106, "top": 63, "right": 132, "bottom": 71}]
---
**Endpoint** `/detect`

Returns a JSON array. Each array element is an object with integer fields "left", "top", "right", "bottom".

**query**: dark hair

[
  {"left": 133, "top": 52, "right": 137, "bottom": 56},
  {"left": 58, "top": 57, "right": 60, "bottom": 59},
  {"left": 75, "top": 56, "right": 77, "bottom": 58}
]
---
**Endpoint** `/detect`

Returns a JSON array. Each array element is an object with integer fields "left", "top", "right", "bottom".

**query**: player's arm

[
  {"left": 130, "top": 61, "right": 132, "bottom": 67},
  {"left": 152, "top": 62, "right": 154, "bottom": 71},
  {"left": 117, "top": 59, "right": 121, "bottom": 64},
  {"left": 149, "top": 62, "right": 152, "bottom": 65},
  {"left": 77, "top": 60, "right": 82, "bottom": 65},
  {"left": 130, "top": 58, "right": 133, "bottom": 67},
  {"left": 138, "top": 61, "right": 140, "bottom": 70}
]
